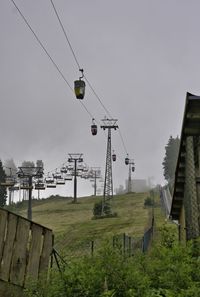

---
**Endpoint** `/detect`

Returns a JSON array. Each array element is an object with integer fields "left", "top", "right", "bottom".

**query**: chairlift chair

[
  {"left": 67, "top": 164, "right": 74, "bottom": 170},
  {"left": 12, "top": 185, "right": 20, "bottom": 191},
  {"left": 53, "top": 173, "right": 62, "bottom": 180},
  {"left": 46, "top": 183, "right": 56, "bottom": 188},
  {"left": 61, "top": 167, "right": 68, "bottom": 174},
  {"left": 45, "top": 177, "right": 54, "bottom": 184},
  {"left": 20, "top": 183, "right": 33, "bottom": 190},
  {"left": 56, "top": 179, "right": 65, "bottom": 185},
  {"left": 35, "top": 182, "right": 46, "bottom": 190},
  {"left": 65, "top": 175, "right": 73, "bottom": 181},
  {"left": 0, "top": 177, "right": 15, "bottom": 187}
]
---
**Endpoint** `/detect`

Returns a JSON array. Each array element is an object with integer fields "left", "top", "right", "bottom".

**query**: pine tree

[
  {"left": 0, "top": 159, "right": 7, "bottom": 207},
  {"left": 162, "top": 136, "right": 180, "bottom": 185}
]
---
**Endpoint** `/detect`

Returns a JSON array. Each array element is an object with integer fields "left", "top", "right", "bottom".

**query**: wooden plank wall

[{"left": 0, "top": 208, "right": 53, "bottom": 288}]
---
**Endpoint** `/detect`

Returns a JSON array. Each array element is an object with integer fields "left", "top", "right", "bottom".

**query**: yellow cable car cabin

[{"left": 74, "top": 79, "right": 86, "bottom": 99}]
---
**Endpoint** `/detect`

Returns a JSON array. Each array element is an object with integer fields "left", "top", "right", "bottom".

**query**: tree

[
  {"left": 4, "top": 159, "right": 18, "bottom": 205},
  {"left": 21, "top": 161, "right": 35, "bottom": 167},
  {"left": 0, "top": 159, "right": 7, "bottom": 207},
  {"left": 4, "top": 158, "right": 18, "bottom": 177},
  {"left": 162, "top": 136, "right": 180, "bottom": 185},
  {"left": 21, "top": 161, "right": 35, "bottom": 175},
  {"left": 93, "top": 201, "right": 112, "bottom": 217},
  {"left": 36, "top": 160, "right": 44, "bottom": 169}
]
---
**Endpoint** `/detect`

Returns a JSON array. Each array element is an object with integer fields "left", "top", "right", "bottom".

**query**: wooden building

[{"left": 170, "top": 93, "right": 200, "bottom": 241}]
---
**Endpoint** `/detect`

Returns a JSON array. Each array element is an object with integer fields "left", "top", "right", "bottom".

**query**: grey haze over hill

[{"left": 0, "top": 0, "right": 200, "bottom": 196}]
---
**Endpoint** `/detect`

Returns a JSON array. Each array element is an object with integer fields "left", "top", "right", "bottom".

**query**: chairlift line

[
  {"left": 49, "top": 0, "right": 130, "bottom": 156},
  {"left": 10, "top": 0, "right": 72, "bottom": 91},
  {"left": 10, "top": 0, "right": 96, "bottom": 122},
  {"left": 10, "top": 0, "right": 132, "bottom": 169},
  {"left": 50, "top": 0, "right": 82, "bottom": 70}
]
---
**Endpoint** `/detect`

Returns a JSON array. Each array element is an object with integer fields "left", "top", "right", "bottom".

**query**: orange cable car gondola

[{"left": 74, "top": 69, "right": 86, "bottom": 99}]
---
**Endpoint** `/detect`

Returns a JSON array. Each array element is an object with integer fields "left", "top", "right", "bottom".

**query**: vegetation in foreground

[{"left": 24, "top": 226, "right": 200, "bottom": 297}]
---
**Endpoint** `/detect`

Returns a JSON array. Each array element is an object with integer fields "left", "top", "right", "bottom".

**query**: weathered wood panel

[
  {"left": 26, "top": 224, "right": 43, "bottom": 283},
  {"left": 0, "top": 209, "right": 7, "bottom": 260},
  {"left": 0, "top": 208, "right": 53, "bottom": 288},
  {"left": 10, "top": 218, "right": 30, "bottom": 286},
  {"left": 0, "top": 279, "right": 24, "bottom": 297},
  {"left": 0, "top": 213, "right": 18, "bottom": 281},
  {"left": 39, "top": 229, "right": 53, "bottom": 276}
]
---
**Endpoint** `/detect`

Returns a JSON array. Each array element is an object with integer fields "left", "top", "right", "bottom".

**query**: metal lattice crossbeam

[{"left": 17, "top": 167, "right": 43, "bottom": 178}]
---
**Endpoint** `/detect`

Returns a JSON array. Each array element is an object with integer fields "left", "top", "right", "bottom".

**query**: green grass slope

[{"left": 14, "top": 192, "right": 163, "bottom": 255}]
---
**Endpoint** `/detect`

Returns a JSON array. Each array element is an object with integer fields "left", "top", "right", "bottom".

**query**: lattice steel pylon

[
  {"left": 101, "top": 119, "right": 118, "bottom": 215},
  {"left": 127, "top": 159, "right": 135, "bottom": 193}
]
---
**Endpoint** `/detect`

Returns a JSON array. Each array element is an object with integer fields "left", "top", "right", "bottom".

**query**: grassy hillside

[{"left": 12, "top": 192, "right": 165, "bottom": 255}]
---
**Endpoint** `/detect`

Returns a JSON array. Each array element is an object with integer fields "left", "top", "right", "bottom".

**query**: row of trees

[
  {"left": 162, "top": 135, "right": 180, "bottom": 191},
  {"left": 0, "top": 160, "right": 7, "bottom": 207}
]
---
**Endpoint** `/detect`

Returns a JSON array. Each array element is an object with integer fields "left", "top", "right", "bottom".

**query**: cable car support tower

[
  {"left": 101, "top": 119, "right": 118, "bottom": 215},
  {"left": 68, "top": 153, "right": 83, "bottom": 203},
  {"left": 127, "top": 159, "right": 135, "bottom": 193}
]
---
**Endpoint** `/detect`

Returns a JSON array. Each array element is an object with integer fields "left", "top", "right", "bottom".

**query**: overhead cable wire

[
  {"left": 118, "top": 129, "right": 128, "bottom": 155},
  {"left": 50, "top": 0, "right": 81, "bottom": 70},
  {"left": 10, "top": 0, "right": 72, "bottom": 90},
  {"left": 11, "top": 0, "right": 128, "bottom": 161},
  {"left": 49, "top": 0, "right": 129, "bottom": 157},
  {"left": 79, "top": 101, "right": 94, "bottom": 119},
  {"left": 49, "top": 0, "right": 113, "bottom": 118},
  {"left": 84, "top": 76, "right": 113, "bottom": 118},
  {"left": 10, "top": 0, "right": 96, "bottom": 121}
]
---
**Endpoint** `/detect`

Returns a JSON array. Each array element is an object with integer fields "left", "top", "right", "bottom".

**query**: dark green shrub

[
  {"left": 93, "top": 201, "right": 112, "bottom": 216},
  {"left": 144, "top": 197, "right": 154, "bottom": 207}
]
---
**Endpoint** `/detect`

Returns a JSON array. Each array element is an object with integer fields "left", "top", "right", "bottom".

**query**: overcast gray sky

[{"left": 1, "top": 0, "right": 200, "bottom": 197}]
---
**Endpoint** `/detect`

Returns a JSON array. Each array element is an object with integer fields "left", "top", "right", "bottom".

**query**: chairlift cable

[
  {"left": 49, "top": 0, "right": 129, "bottom": 158},
  {"left": 118, "top": 129, "right": 128, "bottom": 155},
  {"left": 49, "top": 0, "right": 113, "bottom": 118},
  {"left": 79, "top": 101, "right": 94, "bottom": 119},
  {"left": 50, "top": 0, "right": 81, "bottom": 70},
  {"left": 10, "top": 0, "right": 97, "bottom": 124},
  {"left": 10, "top": 0, "right": 72, "bottom": 90},
  {"left": 10, "top": 0, "right": 130, "bottom": 164},
  {"left": 84, "top": 76, "right": 113, "bottom": 118}
]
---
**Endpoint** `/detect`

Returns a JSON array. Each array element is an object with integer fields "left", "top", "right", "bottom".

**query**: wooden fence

[{"left": 0, "top": 208, "right": 53, "bottom": 288}]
